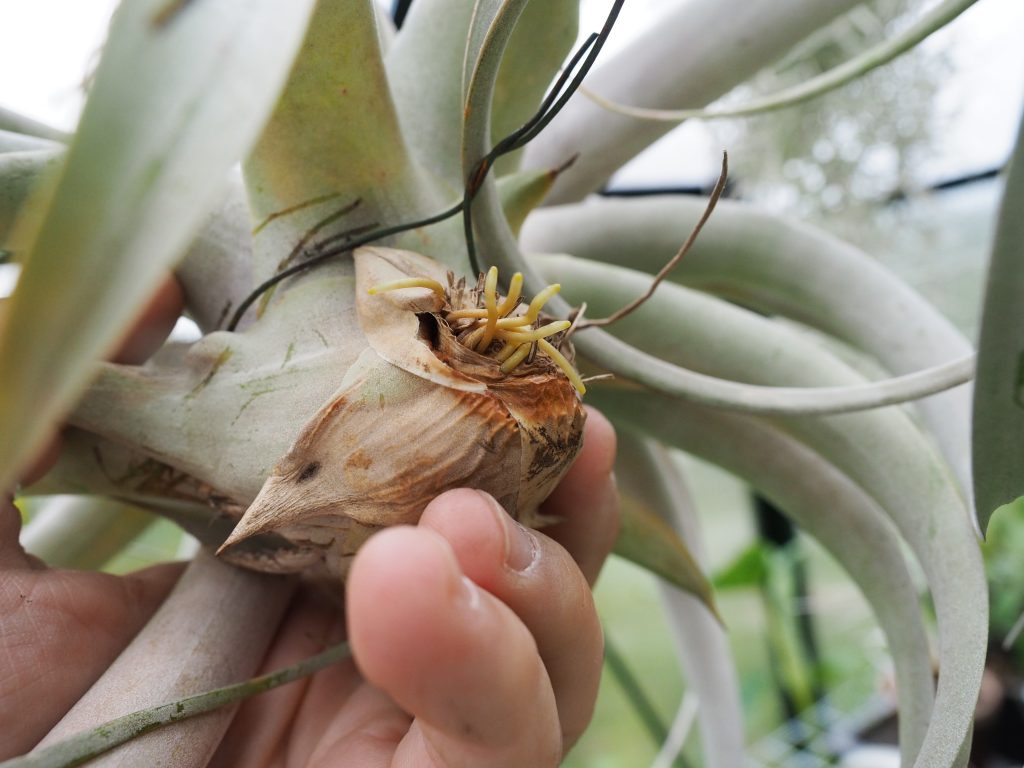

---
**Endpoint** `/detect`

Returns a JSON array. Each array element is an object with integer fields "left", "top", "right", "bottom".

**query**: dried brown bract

[{"left": 219, "top": 247, "right": 586, "bottom": 577}]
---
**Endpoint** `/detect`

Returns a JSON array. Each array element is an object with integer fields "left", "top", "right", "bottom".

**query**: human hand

[
  {"left": 0, "top": 274, "right": 620, "bottom": 768},
  {"left": 0, "top": 276, "right": 186, "bottom": 758},
  {"left": 210, "top": 406, "right": 619, "bottom": 767}
]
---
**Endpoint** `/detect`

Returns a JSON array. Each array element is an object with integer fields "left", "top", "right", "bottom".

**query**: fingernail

[{"left": 474, "top": 490, "right": 536, "bottom": 571}]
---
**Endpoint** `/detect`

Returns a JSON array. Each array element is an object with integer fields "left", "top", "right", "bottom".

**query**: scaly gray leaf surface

[
  {"left": 541, "top": 254, "right": 983, "bottom": 766},
  {"left": 0, "top": 0, "right": 317, "bottom": 493},
  {"left": 522, "top": 196, "right": 974, "bottom": 500},
  {"left": 973, "top": 107, "right": 1024, "bottom": 534}
]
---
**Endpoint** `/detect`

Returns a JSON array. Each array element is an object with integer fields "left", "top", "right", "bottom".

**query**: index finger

[{"left": 539, "top": 405, "right": 619, "bottom": 584}]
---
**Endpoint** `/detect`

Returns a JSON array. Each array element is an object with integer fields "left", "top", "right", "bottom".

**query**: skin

[{"left": 0, "top": 277, "right": 620, "bottom": 767}]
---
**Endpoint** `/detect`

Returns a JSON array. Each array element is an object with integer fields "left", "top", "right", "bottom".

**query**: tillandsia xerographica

[{"left": 0, "top": 0, "right": 1000, "bottom": 766}]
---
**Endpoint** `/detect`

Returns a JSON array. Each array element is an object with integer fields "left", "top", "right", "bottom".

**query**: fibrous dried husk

[{"left": 219, "top": 247, "right": 586, "bottom": 577}]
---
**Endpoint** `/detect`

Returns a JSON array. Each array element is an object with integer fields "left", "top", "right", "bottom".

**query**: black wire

[
  {"left": 228, "top": 0, "right": 628, "bottom": 331},
  {"left": 460, "top": 0, "right": 624, "bottom": 273},
  {"left": 508, "top": 0, "right": 624, "bottom": 151},
  {"left": 226, "top": 201, "right": 463, "bottom": 330}
]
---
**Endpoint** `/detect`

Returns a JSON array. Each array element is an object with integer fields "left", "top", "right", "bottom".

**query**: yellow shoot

[
  {"left": 477, "top": 267, "right": 500, "bottom": 351},
  {"left": 496, "top": 272, "right": 523, "bottom": 317},
  {"left": 448, "top": 314, "right": 534, "bottom": 329},
  {"left": 494, "top": 341, "right": 521, "bottom": 363},
  {"left": 446, "top": 308, "right": 489, "bottom": 320},
  {"left": 499, "top": 343, "right": 532, "bottom": 373},
  {"left": 462, "top": 325, "right": 487, "bottom": 350},
  {"left": 368, "top": 277, "right": 447, "bottom": 299},
  {"left": 495, "top": 315, "right": 533, "bottom": 329},
  {"left": 538, "top": 339, "right": 586, "bottom": 394},
  {"left": 523, "top": 283, "right": 561, "bottom": 323},
  {"left": 496, "top": 320, "right": 571, "bottom": 344},
  {"left": 425, "top": 266, "right": 581, "bottom": 394}
]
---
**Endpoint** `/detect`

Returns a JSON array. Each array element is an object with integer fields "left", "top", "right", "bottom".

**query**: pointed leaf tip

[{"left": 614, "top": 500, "right": 721, "bottom": 623}]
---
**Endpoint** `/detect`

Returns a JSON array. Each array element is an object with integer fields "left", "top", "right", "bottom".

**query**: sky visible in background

[{"left": 0, "top": 0, "right": 1022, "bottom": 187}]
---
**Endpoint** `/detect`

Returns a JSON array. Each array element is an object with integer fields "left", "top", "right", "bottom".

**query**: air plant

[{"left": 0, "top": 0, "right": 1015, "bottom": 766}]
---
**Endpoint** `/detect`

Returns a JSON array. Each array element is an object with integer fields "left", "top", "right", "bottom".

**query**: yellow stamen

[
  {"left": 495, "top": 320, "right": 571, "bottom": 344},
  {"left": 368, "top": 277, "right": 447, "bottom": 299},
  {"left": 477, "top": 267, "right": 500, "bottom": 352},
  {"left": 496, "top": 272, "right": 523, "bottom": 317},
  {"left": 538, "top": 338, "right": 586, "bottom": 394},
  {"left": 523, "top": 283, "right": 561, "bottom": 323},
  {"left": 499, "top": 343, "right": 532, "bottom": 373}
]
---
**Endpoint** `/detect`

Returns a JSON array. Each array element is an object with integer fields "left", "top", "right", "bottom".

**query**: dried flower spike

[{"left": 218, "top": 247, "right": 587, "bottom": 577}]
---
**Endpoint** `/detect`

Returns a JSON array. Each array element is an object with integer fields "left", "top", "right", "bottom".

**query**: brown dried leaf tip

[{"left": 218, "top": 248, "right": 586, "bottom": 578}]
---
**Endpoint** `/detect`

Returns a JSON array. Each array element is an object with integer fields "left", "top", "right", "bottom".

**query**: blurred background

[{"left": 2, "top": 0, "right": 1023, "bottom": 765}]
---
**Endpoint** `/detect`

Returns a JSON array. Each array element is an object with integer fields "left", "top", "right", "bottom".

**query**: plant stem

[
  {"left": 20, "top": 496, "right": 152, "bottom": 570},
  {"left": 580, "top": 0, "right": 979, "bottom": 123},
  {"left": 0, "top": 107, "right": 69, "bottom": 142},
  {"left": 604, "top": 631, "right": 692, "bottom": 768},
  {"left": 2, "top": 641, "right": 349, "bottom": 768},
  {"left": 28, "top": 551, "right": 294, "bottom": 767}
]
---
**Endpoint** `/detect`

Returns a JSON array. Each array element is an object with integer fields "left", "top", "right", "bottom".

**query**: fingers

[
  {"left": 210, "top": 587, "right": 364, "bottom": 768},
  {"left": 540, "top": 405, "right": 620, "bottom": 585},
  {"left": 0, "top": 561, "right": 183, "bottom": 758},
  {"left": 419, "top": 489, "right": 605, "bottom": 750},
  {"left": 347, "top": 526, "right": 563, "bottom": 768}
]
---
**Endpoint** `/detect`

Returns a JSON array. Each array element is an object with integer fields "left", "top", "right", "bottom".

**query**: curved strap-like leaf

[
  {"left": 20, "top": 496, "right": 152, "bottom": 570},
  {"left": 521, "top": 0, "right": 863, "bottom": 203},
  {"left": 541, "top": 255, "right": 983, "bottom": 767},
  {"left": 973, "top": 107, "right": 1024, "bottom": 534},
  {"left": 0, "top": 149, "right": 61, "bottom": 247},
  {"left": 243, "top": 0, "right": 457, "bottom": 285},
  {"left": 0, "top": 106, "right": 68, "bottom": 143},
  {"left": 386, "top": 0, "right": 475, "bottom": 192},
  {"left": 575, "top": 327, "right": 971, "bottom": 415},
  {"left": 173, "top": 171, "right": 255, "bottom": 332},
  {"left": 0, "top": 130, "right": 59, "bottom": 154},
  {"left": 497, "top": 169, "right": 559, "bottom": 237},
  {"left": 521, "top": 250, "right": 972, "bottom": 416},
  {"left": 388, "top": 0, "right": 575, "bottom": 187},
  {"left": 488, "top": 0, "right": 577, "bottom": 175},
  {"left": 581, "top": 0, "right": 978, "bottom": 123},
  {"left": 616, "top": 431, "right": 745, "bottom": 768},
  {"left": 460, "top": 0, "right": 537, "bottom": 281},
  {"left": 594, "top": 389, "right": 935, "bottom": 766},
  {"left": 522, "top": 196, "right": 974, "bottom": 501},
  {"left": 0, "top": 0, "right": 317, "bottom": 495}
]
